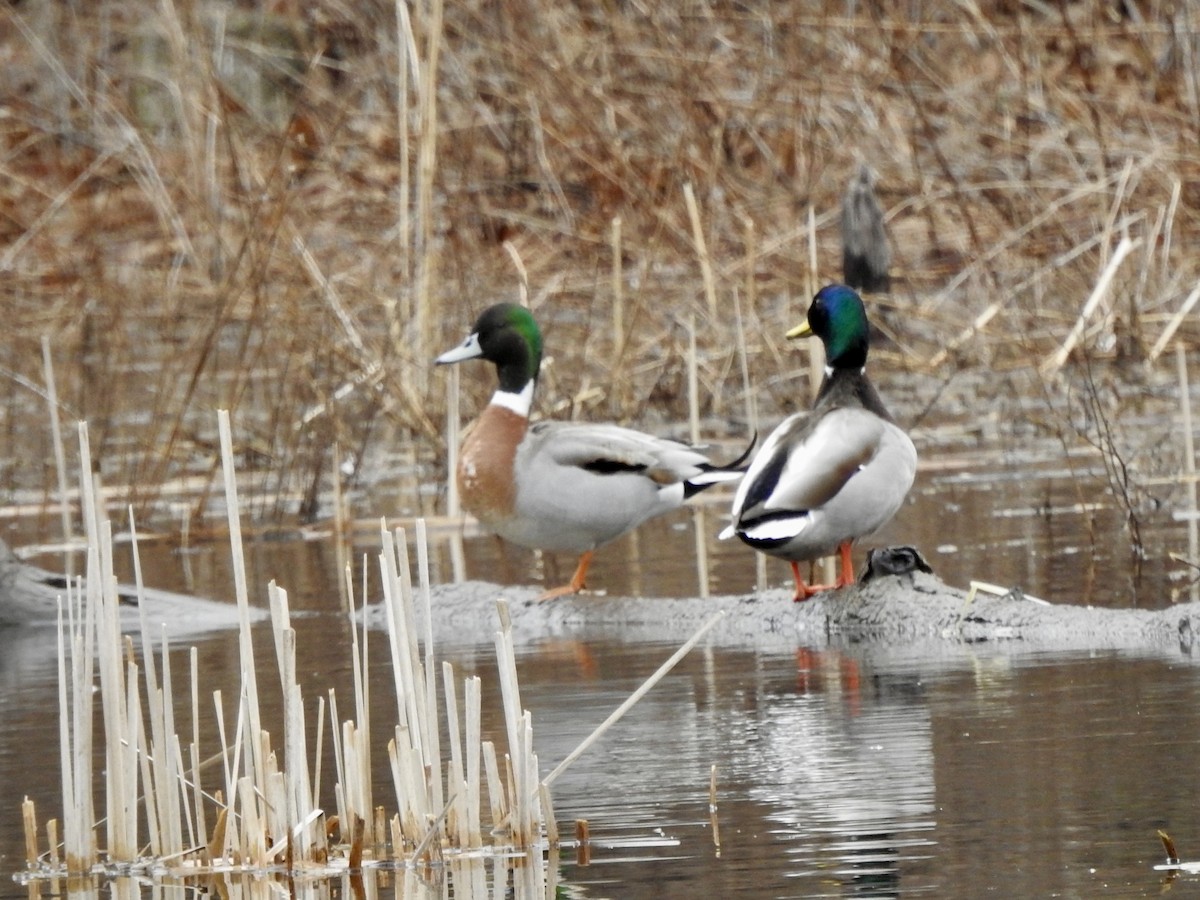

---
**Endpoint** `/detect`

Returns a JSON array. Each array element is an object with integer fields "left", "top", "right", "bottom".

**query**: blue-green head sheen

[
  {"left": 474, "top": 303, "right": 543, "bottom": 392},
  {"left": 807, "top": 284, "right": 870, "bottom": 369}
]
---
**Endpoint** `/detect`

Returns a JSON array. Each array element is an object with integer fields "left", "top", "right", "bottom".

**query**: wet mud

[
  {"left": 396, "top": 567, "right": 1200, "bottom": 658},
  {"left": 6, "top": 533, "right": 1198, "bottom": 660}
]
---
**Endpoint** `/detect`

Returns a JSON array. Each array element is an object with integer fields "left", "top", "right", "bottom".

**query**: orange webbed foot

[{"left": 537, "top": 550, "right": 593, "bottom": 602}]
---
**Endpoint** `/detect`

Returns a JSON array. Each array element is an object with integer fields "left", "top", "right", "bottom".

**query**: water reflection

[
  {"left": 506, "top": 641, "right": 938, "bottom": 897},
  {"left": 753, "top": 650, "right": 934, "bottom": 898},
  {"left": 6, "top": 624, "right": 1200, "bottom": 896},
  {"left": 7, "top": 552, "right": 1200, "bottom": 897},
  {"left": 14, "top": 861, "right": 557, "bottom": 900}
]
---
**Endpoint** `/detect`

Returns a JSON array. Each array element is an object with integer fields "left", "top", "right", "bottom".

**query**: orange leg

[
  {"left": 836, "top": 541, "right": 856, "bottom": 588},
  {"left": 790, "top": 542, "right": 856, "bottom": 602},
  {"left": 790, "top": 561, "right": 831, "bottom": 601},
  {"left": 538, "top": 550, "right": 593, "bottom": 601}
]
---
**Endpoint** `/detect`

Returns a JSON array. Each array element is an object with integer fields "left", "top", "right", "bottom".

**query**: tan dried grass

[{"left": 1, "top": 0, "right": 1198, "bottom": 531}]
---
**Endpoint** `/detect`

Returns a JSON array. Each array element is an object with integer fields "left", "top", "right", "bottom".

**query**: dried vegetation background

[{"left": 2, "top": 0, "right": 1199, "bottom": 533}]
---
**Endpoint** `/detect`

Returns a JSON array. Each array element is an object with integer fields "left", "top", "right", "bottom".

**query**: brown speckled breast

[{"left": 457, "top": 404, "right": 527, "bottom": 527}]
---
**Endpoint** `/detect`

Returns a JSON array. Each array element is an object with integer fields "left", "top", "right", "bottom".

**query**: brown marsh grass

[{"left": 2, "top": 0, "right": 1199, "bottom": 537}]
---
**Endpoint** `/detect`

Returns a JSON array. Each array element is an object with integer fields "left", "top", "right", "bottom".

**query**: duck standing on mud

[
  {"left": 720, "top": 284, "right": 916, "bottom": 601},
  {"left": 437, "top": 302, "right": 749, "bottom": 600}
]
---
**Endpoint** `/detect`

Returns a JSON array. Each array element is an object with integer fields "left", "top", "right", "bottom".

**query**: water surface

[{"left": 1, "top": 438, "right": 1198, "bottom": 897}]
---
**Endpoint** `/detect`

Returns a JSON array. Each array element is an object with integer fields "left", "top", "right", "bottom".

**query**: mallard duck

[
  {"left": 720, "top": 284, "right": 916, "bottom": 601},
  {"left": 436, "top": 302, "right": 749, "bottom": 600}
]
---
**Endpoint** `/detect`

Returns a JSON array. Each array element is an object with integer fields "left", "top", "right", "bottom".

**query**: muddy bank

[
  {"left": 6, "top": 528, "right": 1197, "bottom": 660},
  {"left": 401, "top": 568, "right": 1200, "bottom": 657}
]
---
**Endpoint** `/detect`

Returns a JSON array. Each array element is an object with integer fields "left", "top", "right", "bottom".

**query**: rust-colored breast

[{"left": 457, "top": 405, "right": 526, "bottom": 527}]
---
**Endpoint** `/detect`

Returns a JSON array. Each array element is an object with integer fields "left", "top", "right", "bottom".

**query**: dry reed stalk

[
  {"left": 517, "top": 711, "right": 538, "bottom": 847},
  {"left": 729, "top": 280, "right": 766, "bottom": 591},
  {"left": 396, "top": 529, "right": 438, "bottom": 807},
  {"left": 445, "top": 366, "right": 468, "bottom": 583},
  {"left": 1132, "top": 203, "right": 1166, "bottom": 346},
  {"left": 734, "top": 292, "right": 757, "bottom": 435},
  {"left": 542, "top": 610, "right": 726, "bottom": 791},
  {"left": 312, "top": 695, "right": 327, "bottom": 845},
  {"left": 503, "top": 241, "right": 531, "bottom": 307},
  {"left": 329, "top": 691, "right": 351, "bottom": 843},
  {"left": 416, "top": 519, "right": 445, "bottom": 820},
  {"left": 1161, "top": 177, "right": 1182, "bottom": 274},
  {"left": 742, "top": 215, "right": 757, "bottom": 311},
  {"left": 611, "top": 217, "right": 624, "bottom": 353},
  {"left": 345, "top": 573, "right": 373, "bottom": 847},
  {"left": 446, "top": 368, "right": 461, "bottom": 518},
  {"left": 22, "top": 797, "right": 37, "bottom": 866},
  {"left": 527, "top": 94, "right": 573, "bottom": 231},
  {"left": 574, "top": 819, "right": 591, "bottom": 866},
  {"left": 442, "top": 661, "right": 467, "bottom": 845},
  {"left": 394, "top": 0, "right": 416, "bottom": 334},
  {"left": 56, "top": 576, "right": 92, "bottom": 872},
  {"left": 293, "top": 233, "right": 384, "bottom": 414},
  {"left": 189, "top": 649, "right": 207, "bottom": 859},
  {"left": 1041, "top": 235, "right": 1141, "bottom": 377},
  {"left": 692, "top": 505, "right": 710, "bottom": 600},
  {"left": 46, "top": 818, "right": 58, "bottom": 872},
  {"left": 538, "top": 782, "right": 559, "bottom": 848},
  {"left": 53, "top": 427, "right": 98, "bottom": 871},
  {"left": 135, "top": 577, "right": 177, "bottom": 860},
  {"left": 379, "top": 526, "right": 434, "bottom": 843},
  {"left": 40, "top": 337, "right": 72, "bottom": 558},
  {"left": 217, "top": 411, "right": 269, "bottom": 818},
  {"left": 804, "top": 206, "right": 836, "bottom": 589},
  {"left": 270, "top": 585, "right": 319, "bottom": 858},
  {"left": 87, "top": 481, "right": 139, "bottom": 861},
  {"left": 211, "top": 691, "right": 234, "bottom": 858},
  {"left": 1149, "top": 281, "right": 1200, "bottom": 363},
  {"left": 687, "top": 313, "right": 700, "bottom": 445},
  {"left": 493, "top": 600, "right": 541, "bottom": 846},
  {"left": 463, "top": 676, "right": 483, "bottom": 848},
  {"left": 708, "top": 764, "right": 720, "bottom": 853},
  {"left": 413, "top": 0, "right": 445, "bottom": 399},
  {"left": 683, "top": 183, "right": 718, "bottom": 320},
  {"left": 482, "top": 739, "right": 507, "bottom": 832},
  {"left": 1098, "top": 159, "right": 1136, "bottom": 273},
  {"left": 805, "top": 205, "right": 823, "bottom": 404},
  {"left": 731, "top": 279, "right": 767, "bottom": 592},
  {"left": 1178, "top": 344, "right": 1199, "bottom": 604},
  {"left": 332, "top": 447, "right": 349, "bottom": 611},
  {"left": 924, "top": 164, "right": 1146, "bottom": 313},
  {"left": 927, "top": 303, "right": 1002, "bottom": 371}
]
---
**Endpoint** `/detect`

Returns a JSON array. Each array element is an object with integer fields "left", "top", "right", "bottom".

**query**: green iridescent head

[
  {"left": 435, "top": 303, "right": 543, "bottom": 393},
  {"left": 792, "top": 284, "right": 870, "bottom": 369}
]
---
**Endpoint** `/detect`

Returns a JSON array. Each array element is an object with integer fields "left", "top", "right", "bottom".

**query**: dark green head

[
  {"left": 435, "top": 303, "right": 543, "bottom": 394},
  {"left": 792, "top": 284, "right": 870, "bottom": 369}
]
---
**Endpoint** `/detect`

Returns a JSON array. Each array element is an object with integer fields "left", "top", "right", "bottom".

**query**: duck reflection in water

[{"left": 764, "top": 647, "right": 934, "bottom": 898}]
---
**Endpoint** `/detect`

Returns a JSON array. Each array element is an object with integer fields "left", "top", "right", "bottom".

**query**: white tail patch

[
  {"left": 690, "top": 469, "right": 745, "bottom": 486},
  {"left": 741, "top": 514, "right": 810, "bottom": 542}
]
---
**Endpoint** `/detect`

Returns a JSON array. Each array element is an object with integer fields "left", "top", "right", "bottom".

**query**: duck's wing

[
  {"left": 733, "top": 407, "right": 886, "bottom": 520},
  {"left": 528, "top": 421, "right": 709, "bottom": 484}
]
